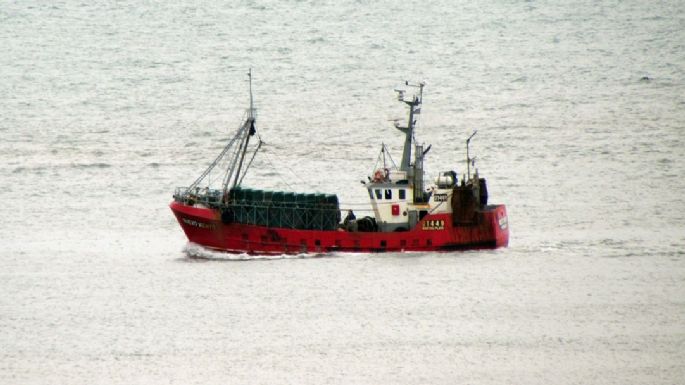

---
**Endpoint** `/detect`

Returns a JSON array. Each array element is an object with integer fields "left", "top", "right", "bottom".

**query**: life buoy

[{"left": 373, "top": 169, "right": 384, "bottom": 182}]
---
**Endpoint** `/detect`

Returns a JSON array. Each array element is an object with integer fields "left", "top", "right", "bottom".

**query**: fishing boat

[{"left": 170, "top": 71, "right": 508, "bottom": 254}]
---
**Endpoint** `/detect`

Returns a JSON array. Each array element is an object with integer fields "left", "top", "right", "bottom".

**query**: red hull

[{"left": 170, "top": 201, "right": 508, "bottom": 255}]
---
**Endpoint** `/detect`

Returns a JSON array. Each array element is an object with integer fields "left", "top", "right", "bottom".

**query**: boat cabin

[{"left": 366, "top": 168, "right": 460, "bottom": 232}]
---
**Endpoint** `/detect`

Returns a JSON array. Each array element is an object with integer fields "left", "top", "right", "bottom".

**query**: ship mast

[
  {"left": 466, "top": 130, "right": 477, "bottom": 181},
  {"left": 231, "top": 68, "right": 256, "bottom": 189},
  {"left": 248, "top": 68, "right": 255, "bottom": 119},
  {"left": 394, "top": 81, "right": 424, "bottom": 172}
]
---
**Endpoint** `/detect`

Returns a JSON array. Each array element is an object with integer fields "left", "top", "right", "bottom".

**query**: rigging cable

[
  {"left": 188, "top": 129, "right": 241, "bottom": 191},
  {"left": 237, "top": 136, "right": 263, "bottom": 186},
  {"left": 262, "top": 144, "right": 309, "bottom": 188},
  {"left": 258, "top": 145, "right": 295, "bottom": 191}
]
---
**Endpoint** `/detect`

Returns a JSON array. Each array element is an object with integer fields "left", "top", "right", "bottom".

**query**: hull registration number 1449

[{"left": 422, "top": 219, "right": 445, "bottom": 230}]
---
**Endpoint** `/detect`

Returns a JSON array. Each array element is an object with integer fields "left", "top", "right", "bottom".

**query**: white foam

[{"left": 182, "top": 242, "right": 321, "bottom": 261}]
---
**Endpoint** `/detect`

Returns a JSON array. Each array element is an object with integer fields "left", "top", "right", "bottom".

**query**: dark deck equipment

[{"left": 222, "top": 187, "right": 340, "bottom": 230}]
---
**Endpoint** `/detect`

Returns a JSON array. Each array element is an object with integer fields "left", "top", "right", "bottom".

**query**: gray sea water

[{"left": 2, "top": 1, "right": 684, "bottom": 383}]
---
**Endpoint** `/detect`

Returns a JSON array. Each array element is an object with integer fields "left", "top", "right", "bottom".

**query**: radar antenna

[{"left": 393, "top": 80, "right": 425, "bottom": 172}]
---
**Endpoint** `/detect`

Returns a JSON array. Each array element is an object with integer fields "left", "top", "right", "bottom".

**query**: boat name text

[{"left": 182, "top": 218, "right": 216, "bottom": 230}]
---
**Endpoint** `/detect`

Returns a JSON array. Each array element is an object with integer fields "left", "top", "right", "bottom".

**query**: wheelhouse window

[
  {"left": 399, "top": 189, "right": 406, "bottom": 200},
  {"left": 368, "top": 189, "right": 374, "bottom": 200},
  {"left": 374, "top": 189, "right": 382, "bottom": 199},
  {"left": 385, "top": 189, "right": 392, "bottom": 199}
]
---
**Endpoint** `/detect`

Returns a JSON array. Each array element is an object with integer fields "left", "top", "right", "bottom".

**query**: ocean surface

[{"left": 1, "top": 0, "right": 684, "bottom": 383}]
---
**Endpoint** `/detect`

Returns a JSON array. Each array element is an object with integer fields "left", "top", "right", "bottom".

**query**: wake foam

[{"left": 182, "top": 242, "right": 321, "bottom": 261}]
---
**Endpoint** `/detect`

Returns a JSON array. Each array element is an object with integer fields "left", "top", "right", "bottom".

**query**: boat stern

[{"left": 490, "top": 204, "right": 509, "bottom": 248}]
